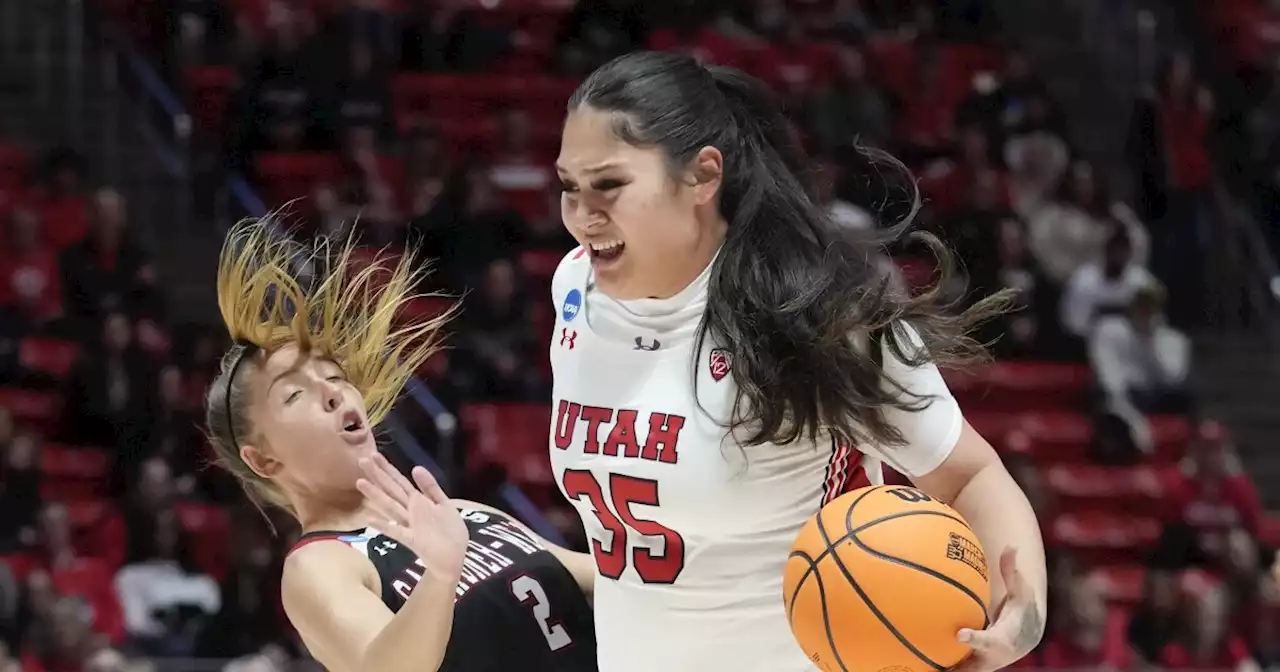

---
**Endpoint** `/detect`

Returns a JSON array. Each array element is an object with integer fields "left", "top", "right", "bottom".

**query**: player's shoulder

[
  {"left": 283, "top": 535, "right": 378, "bottom": 596},
  {"left": 551, "top": 246, "right": 590, "bottom": 298}
]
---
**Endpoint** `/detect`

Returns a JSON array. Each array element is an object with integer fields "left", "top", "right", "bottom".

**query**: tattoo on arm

[{"left": 1014, "top": 604, "right": 1045, "bottom": 654}]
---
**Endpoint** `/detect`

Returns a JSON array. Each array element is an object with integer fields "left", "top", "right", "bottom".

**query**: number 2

[
  {"left": 510, "top": 575, "right": 573, "bottom": 652},
  {"left": 560, "top": 470, "right": 686, "bottom": 584}
]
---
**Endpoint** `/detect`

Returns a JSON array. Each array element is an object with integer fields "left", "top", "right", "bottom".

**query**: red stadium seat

[
  {"left": 51, "top": 557, "right": 126, "bottom": 642},
  {"left": 175, "top": 501, "right": 231, "bottom": 580},
  {"left": 1044, "top": 463, "right": 1180, "bottom": 516},
  {"left": 399, "top": 296, "right": 454, "bottom": 325},
  {"left": 253, "top": 153, "right": 343, "bottom": 207},
  {"left": 460, "top": 402, "right": 554, "bottom": 486},
  {"left": 39, "top": 444, "right": 109, "bottom": 501},
  {"left": 63, "top": 499, "right": 127, "bottom": 569},
  {"left": 0, "top": 386, "right": 61, "bottom": 428},
  {"left": 1089, "top": 564, "right": 1147, "bottom": 605},
  {"left": 18, "top": 337, "right": 80, "bottom": 379},
  {"left": 184, "top": 66, "right": 237, "bottom": 136},
  {"left": 945, "top": 362, "right": 1091, "bottom": 413},
  {"left": 519, "top": 248, "right": 565, "bottom": 285},
  {"left": 1050, "top": 512, "right": 1162, "bottom": 564}
]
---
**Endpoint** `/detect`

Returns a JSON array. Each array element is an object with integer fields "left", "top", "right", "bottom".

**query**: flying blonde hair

[{"left": 205, "top": 217, "right": 453, "bottom": 513}]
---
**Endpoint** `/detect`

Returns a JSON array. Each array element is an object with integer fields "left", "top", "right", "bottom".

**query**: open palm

[{"left": 356, "top": 453, "right": 469, "bottom": 581}]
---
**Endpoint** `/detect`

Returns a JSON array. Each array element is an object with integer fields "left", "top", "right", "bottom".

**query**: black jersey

[{"left": 292, "top": 507, "right": 597, "bottom": 672}]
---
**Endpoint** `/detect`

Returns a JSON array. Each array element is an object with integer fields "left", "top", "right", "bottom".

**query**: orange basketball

[{"left": 783, "top": 485, "right": 991, "bottom": 672}]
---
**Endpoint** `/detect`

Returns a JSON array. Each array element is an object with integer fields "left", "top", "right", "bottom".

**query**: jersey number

[
  {"left": 560, "top": 470, "right": 686, "bottom": 584},
  {"left": 510, "top": 575, "right": 573, "bottom": 652}
]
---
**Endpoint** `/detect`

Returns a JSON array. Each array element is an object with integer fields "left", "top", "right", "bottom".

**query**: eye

[
  {"left": 559, "top": 181, "right": 578, "bottom": 194},
  {"left": 326, "top": 375, "right": 345, "bottom": 384},
  {"left": 592, "top": 179, "right": 625, "bottom": 192},
  {"left": 285, "top": 390, "right": 302, "bottom": 404}
]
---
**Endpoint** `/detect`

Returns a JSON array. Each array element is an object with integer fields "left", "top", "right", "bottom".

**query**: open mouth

[
  {"left": 341, "top": 410, "right": 365, "bottom": 434},
  {"left": 588, "top": 239, "right": 625, "bottom": 263}
]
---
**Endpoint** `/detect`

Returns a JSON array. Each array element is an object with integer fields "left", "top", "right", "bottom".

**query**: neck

[
  {"left": 293, "top": 491, "right": 383, "bottom": 533},
  {"left": 649, "top": 218, "right": 726, "bottom": 300}
]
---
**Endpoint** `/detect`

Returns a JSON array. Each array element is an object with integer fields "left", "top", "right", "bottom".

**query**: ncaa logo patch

[
  {"left": 709, "top": 348, "right": 732, "bottom": 382},
  {"left": 562, "top": 288, "right": 582, "bottom": 322}
]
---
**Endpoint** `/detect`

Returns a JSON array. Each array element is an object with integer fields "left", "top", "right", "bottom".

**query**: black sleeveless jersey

[{"left": 292, "top": 507, "right": 598, "bottom": 672}]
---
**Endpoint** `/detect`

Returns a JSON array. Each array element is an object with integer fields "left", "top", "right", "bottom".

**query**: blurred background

[{"left": 1, "top": 0, "right": 1279, "bottom": 669}]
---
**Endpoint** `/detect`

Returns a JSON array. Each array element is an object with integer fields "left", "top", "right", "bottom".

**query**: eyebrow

[{"left": 555, "top": 161, "right": 621, "bottom": 176}]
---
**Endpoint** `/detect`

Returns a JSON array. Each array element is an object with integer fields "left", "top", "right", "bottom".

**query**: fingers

[
  {"left": 411, "top": 466, "right": 449, "bottom": 505},
  {"left": 360, "top": 453, "right": 413, "bottom": 507},
  {"left": 356, "top": 477, "right": 407, "bottom": 527},
  {"left": 998, "top": 547, "right": 1029, "bottom": 601}
]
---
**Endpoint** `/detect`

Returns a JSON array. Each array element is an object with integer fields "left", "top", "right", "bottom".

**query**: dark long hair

[{"left": 569, "top": 51, "right": 1011, "bottom": 449}]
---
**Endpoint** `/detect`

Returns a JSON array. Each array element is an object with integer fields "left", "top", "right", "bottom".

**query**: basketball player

[
  {"left": 547, "top": 51, "right": 1047, "bottom": 671},
  {"left": 202, "top": 223, "right": 598, "bottom": 672}
]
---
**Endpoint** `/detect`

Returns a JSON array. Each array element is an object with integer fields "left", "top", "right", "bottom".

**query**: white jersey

[{"left": 547, "top": 248, "right": 964, "bottom": 672}]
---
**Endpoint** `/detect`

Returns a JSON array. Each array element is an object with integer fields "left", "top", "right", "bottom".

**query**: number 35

[{"left": 560, "top": 470, "right": 686, "bottom": 584}]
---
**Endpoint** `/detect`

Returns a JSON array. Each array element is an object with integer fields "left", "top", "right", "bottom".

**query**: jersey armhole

[{"left": 286, "top": 535, "right": 385, "bottom": 601}]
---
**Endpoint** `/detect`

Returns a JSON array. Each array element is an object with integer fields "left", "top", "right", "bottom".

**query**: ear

[
  {"left": 687, "top": 146, "right": 724, "bottom": 207},
  {"left": 240, "top": 443, "right": 283, "bottom": 480}
]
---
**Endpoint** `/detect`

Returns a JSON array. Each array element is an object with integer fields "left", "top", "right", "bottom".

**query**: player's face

[
  {"left": 557, "top": 107, "right": 726, "bottom": 299},
  {"left": 243, "top": 343, "right": 375, "bottom": 498}
]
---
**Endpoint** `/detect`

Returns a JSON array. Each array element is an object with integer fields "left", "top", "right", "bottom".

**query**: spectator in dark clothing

[
  {"left": 0, "top": 429, "right": 40, "bottom": 551},
  {"left": 0, "top": 207, "right": 63, "bottom": 324},
  {"left": 804, "top": 46, "right": 895, "bottom": 150},
  {"left": 163, "top": 0, "right": 236, "bottom": 69},
  {"left": 59, "top": 189, "right": 158, "bottom": 322},
  {"left": 457, "top": 259, "right": 544, "bottom": 399},
  {"left": 320, "top": 40, "right": 394, "bottom": 145},
  {"left": 325, "top": 0, "right": 397, "bottom": 63},
  {"left": 63, "top": 312, "right": 153, "bottom": 446},
  {"left": 556, "top": 0, "right": 646, "bottom": 77},
  {"left": 230, "top": 17, "right": 320, "bottom": 157},
  {"left": 414, "top": 168, "right": 525, "bottom": 293},
  {"left": 1127, "top": 568, "right": 1184, "bottom": 666}
]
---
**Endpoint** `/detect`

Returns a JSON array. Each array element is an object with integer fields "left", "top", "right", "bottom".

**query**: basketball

[{"left": 783, "top": 485, "right": 991, "bottom": 672}]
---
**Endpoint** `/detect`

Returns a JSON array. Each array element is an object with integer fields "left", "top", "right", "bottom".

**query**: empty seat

[
  {"left": 0, "top": 387, "right": 61, "bottom": 429},
  {"left": 18, "top": 337, "right": 80, "bottom": 380},
  {"left": 175, "top": 501, "right": 232, "bottom": 580},
  {"left": 945, "top": 362, "right": 1091, "bottom": 413},
  {"left": 1050, "top": 512, "right": 1162, "bottom": 564},
  {"left": 1045, "top": 463, "right": 1180, "bottom": 516},
  {"left": 460, "top": 402, "right": 554, "bottom": 486}
]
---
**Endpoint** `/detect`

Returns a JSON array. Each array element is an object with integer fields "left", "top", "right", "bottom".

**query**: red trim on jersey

[
  {"left": 572, "top": 247, "right": 586, "bottom": 260},
  {"left": 822, "top": 440, "right": 868, "bottom": 505},
  {"left": 288, "top": 533, "right": 347, "bottom": 557}
]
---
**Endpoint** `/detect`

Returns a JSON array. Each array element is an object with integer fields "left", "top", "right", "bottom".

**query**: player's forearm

[
  {"left": 951, "top": 462, "right": 1047, "bottom": 649},
  {"left": 362, "top": 574, "right": 459, "bottom": 672}
]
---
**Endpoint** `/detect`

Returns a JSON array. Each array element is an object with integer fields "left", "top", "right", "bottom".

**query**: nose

[{"left": 322, "top": 380, "right": 342, "bottom": 412}]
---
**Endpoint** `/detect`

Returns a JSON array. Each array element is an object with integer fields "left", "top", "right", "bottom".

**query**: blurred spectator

[
  {"left": 60, "top": 189, "right": 159, "bottom": 322},
  {"left": 1060, "top": 227, "right": 1156, "bottom": 340},
  {"left": 1089, "top": 281, "right": 1192, "bottom": 423},
  {"left": 84, "top": 647, "right": 130, "bottom": 672},
  {"left": 115, "top": 509, "right": 220, "bottom": 656},
  {"left": 34, "top": 147, "right": 90, "bottom": 251},
  {"left": 1035, "top": 570, "right": 1127, "bottom": 668},
  {"left": 1027, "top": 162, "right": 1150, "bottom": 285},
  {"left": 0, "top": 429, "right": 41, "bottom": 549},
  {"left": 64, "top": 312, "right": 154, "bottom": 446},
  {"left": 164, "top": 0, "right": 236, "bottom": 69},
  {"left": 26, "top": 595, "right": 105, "bottom": 672},
  {"left": 194, "top": 520, "right": 290, "bottom": 659},
  {"left": 323, "top": 0, "right": 397, "bottom": 63},
  {"left": 0, "top": 207, "right": 64, "bottom": 324},
  {"left": 400, "top": 0, "right": 513, "bottom": 73},
  {"left": 1127, "top": 568, "right": 1184, "bottom": 666},
  {"left": 555, "top": 0, "right": 646, "bottom": 78},
  {"left": 1160, "top": 582, "right": 1255, "bottom": 670},
  {"left": 0, "top": 642, "right": 18, "bottom": 672},
  {"left": 123, "top": 458, "right": 176, "bottom": 556},
  {"left": 138, "top": 366, "right": 205, "bottom": 497},
  {"left": 231, "top": 12, "right": 320, "bottom": 157},
  {"left": 419, "top": 169, "right": 525, "bottom": 292},
  {"left": 970, "top": 219, "right": 1060, "bottom": 360},
  {"left": 33, "top": 501, "right": 79, "bottom": 570},
  {"left": 488, "top": 110, "right": 553, "bottom": 197},
  {"left": 1171, "top": 426, "right": 1263, "bottom": 565},
  {"left": 1003, "top": 119, "right": 1069, "bottom": 219},
  {"left": 804, "top": 46, "right": 894, "bottom": 150},
  {"left": 320, "top": 41, "right": 394, "bottom": 145},
  {"left": 458, "top": 260, "right": 544, "bottom": 399}
]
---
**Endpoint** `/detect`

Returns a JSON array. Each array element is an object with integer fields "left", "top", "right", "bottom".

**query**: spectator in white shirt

[
  {"left": 114, "top": 509, "right": 220, "bottom": 654},
  {"left": 1090, "top": 281, "right": 1192, "bottom": 449},
  {"left": 1061, "top": 227, "right": 1158, "bottom": 338}
]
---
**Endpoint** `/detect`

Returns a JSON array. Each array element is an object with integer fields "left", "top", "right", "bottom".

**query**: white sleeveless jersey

[{"left": 547, "top": 248, "right": 964, "bottom": 672}]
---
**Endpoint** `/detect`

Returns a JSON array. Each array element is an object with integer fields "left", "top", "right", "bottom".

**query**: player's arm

[
  {"left": 866, "top": 326, "right": 1047, "bottom": 665},
  {"left": 281, "top": 541, "right": 458, "bottom": 672},
  {"left": 454, "top": 499, "right": 596, "bottom": 599}
]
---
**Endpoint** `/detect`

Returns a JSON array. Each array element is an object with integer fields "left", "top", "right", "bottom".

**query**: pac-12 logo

[
  {"left": 709, "top": 348, "right": 732, "bottom": 382},
  {"left": 562, "top": 289, "right": 582, "bottom": 322}
]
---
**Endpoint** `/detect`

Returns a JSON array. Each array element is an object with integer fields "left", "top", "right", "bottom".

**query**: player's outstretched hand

[
  {"left": 356, "top": 452, "right": 469, "bottom": 582},
  {"left": 952, "top": 548, "right": 1043, "bottom": 672}
]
